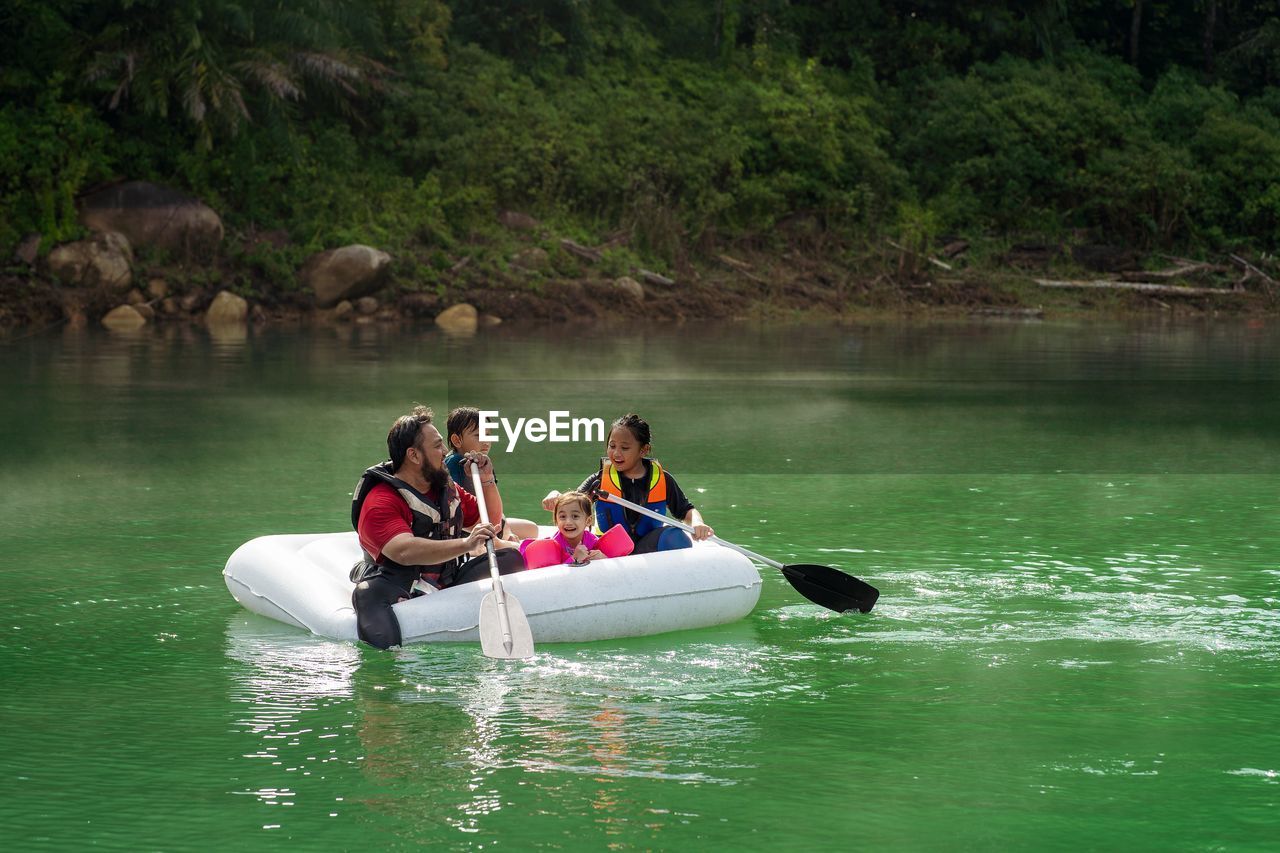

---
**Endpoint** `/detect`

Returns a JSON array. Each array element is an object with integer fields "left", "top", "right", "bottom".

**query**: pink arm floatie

[{"left": 595, "top": 524, "right": 633, "bottom": 558}]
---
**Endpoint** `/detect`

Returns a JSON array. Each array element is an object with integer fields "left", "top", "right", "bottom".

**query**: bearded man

[{"left": 350, "top": 405, "right": 524, "bottom": 649}]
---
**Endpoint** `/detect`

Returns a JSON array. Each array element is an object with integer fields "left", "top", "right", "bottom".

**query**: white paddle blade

[{"left": 479, "top": 591, "right": 535, "bottom": 659}]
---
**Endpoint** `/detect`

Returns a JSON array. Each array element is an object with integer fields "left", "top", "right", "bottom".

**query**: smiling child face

[
  {"left": 555, "top": 504, "right": 590, "bottom": 545},
  {"left": 606, "top": 425, "right": 649, "bottom": 477}
]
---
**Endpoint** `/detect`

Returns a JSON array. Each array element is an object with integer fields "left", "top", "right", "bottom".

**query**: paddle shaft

[
  {"left": 594, "top": 491, "right": 783, "bottom": 569},
  {"left": 471, "top": 462, "right": 514, "bottom": 654},
  {"left": 594, "top": 490, "right": 879, "bottom": 614}
]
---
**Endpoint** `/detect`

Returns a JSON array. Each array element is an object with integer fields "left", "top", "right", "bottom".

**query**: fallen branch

[
  {"left": 887, "top": 239, "right": 952, "bottom": 271},
  {"left": 1158, "top": 253, "right": 1205, "bottom": 267},
  {"left": 1035, "top": 278, "right": 1239, "bottom": 296},
  {"left": 560, "top": 239, "right": 603, "bottom": 263},
  {"left": 636, "top": 269, "right": 675, "bottom": 287},
  {"left": 716, "top": 254, "right": 767, "bottom": 284},
  {"left": 1229, "top": 254, "right": 1277, "bottom": 287},
  {"left": 1119, "top": 263, "right": 1221, "bottom": 282}
]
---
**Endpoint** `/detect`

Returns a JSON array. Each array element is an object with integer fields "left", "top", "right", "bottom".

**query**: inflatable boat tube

[{"left": 223, "top": 530, "right": 763, "bottom": 645}]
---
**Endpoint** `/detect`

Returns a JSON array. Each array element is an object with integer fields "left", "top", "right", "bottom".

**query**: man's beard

[{"left": 422, "top": 458, "right": 450, "bottom": 494}]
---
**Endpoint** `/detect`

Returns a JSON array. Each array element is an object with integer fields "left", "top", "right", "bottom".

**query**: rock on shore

[
  {"left": 435, "top": 303, "right": 478, "bottom": 335},
  {"left": 301, "top": 245, "right": 392, "bottom": 308},
  {"left": 206, "top": 290, "right": 249, "bottom": 325},
  {"left": 79, "top": 181, "right": 223, "bottom": 257},
  {"left": 48, "top": 231, "right": 133, "bottom": 290}
]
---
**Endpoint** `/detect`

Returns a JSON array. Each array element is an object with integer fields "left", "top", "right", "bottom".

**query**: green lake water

[{"left": 2, "top": 318, "right": 1278, "bottom": 849}]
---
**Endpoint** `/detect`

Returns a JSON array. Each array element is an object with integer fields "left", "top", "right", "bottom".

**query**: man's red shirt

[{"left": 357, "top": 482, "right": 480, "bottom": 562}]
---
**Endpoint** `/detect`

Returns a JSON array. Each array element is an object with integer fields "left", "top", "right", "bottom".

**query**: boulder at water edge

[
  {"left": 435, "top": 303, "right": 478, "bottom": 335},
  {"left": 300, "top": 245, "right": 392, "bottom": 308},
  {"left": 48, "top": 231, "right": 133, "bottom": 290},
  {"left": 101, "top": 304, "right": 147, "bottom": 330},
  {"left": 206, "top": 290, "right": 249, "bottom": 325},
  {"left": 79, "top": 181, "right": 223, "bottom": 256},
  {"left": 331, "top": 300, "right": 355, "bottom": 321}
]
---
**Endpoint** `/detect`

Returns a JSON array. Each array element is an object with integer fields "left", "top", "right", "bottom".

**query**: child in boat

[
  {"left": 444, "top": 406, "right": 538, "bottom": 541},
  {"left": 541, "top": 413, "right": 713, "bottom": 555},
  {"left": 521, "top": 491, "right": 634, "bottom": 568}
]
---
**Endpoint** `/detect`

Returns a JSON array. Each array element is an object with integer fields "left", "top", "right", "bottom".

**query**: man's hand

[
  {"left": 465, "top": 523, "right": 497, "bottom": 552},
  {"left": 541, "top": 490, "right": 561, "bottom": 512}
]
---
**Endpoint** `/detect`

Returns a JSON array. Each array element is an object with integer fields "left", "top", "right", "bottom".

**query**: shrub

[
  {"left": 0, "top": 85, "right": 112, "bottom": 252},
  {"left": 893, "top": 52, "right": 1147, "bottom": 236},
  {"left": 381, "top": 46, "right": 896, "bottom": 259}
]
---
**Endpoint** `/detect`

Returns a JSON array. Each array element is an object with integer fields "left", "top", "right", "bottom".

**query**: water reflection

[
  {"left": 225, "top": 615, "right": 361, "bottom": 823},
  {"left": 225, "top": 616, "right": 360, "bottom": 707},
  {"left": 9, "top": 319, "right": 1280, "bottom": 481},
  {"left": 207, "top": 321, "right": 249, "bottom": 348},
  {"left": 224, "top": 613, "right": 775, "bottom": 842}
]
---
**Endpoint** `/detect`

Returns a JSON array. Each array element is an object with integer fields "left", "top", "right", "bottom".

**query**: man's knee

[
  {"left": 495, "top": 548, "right": 525, "bottom": 574},
  {"left": 352, "top": 577, "right": 404, "bottom": 650},
  {"left": 446, "top": 549, "right": 526, "bottom": 587}
]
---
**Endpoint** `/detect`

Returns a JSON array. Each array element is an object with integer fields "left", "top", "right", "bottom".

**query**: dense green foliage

[{"left": 4, "top": 1, "right": 1280, "bottom": 266}]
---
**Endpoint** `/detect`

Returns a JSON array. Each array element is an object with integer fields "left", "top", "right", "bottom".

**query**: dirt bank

[{"left": 4, "top": 235, "right": 1276, "bottom": 335}]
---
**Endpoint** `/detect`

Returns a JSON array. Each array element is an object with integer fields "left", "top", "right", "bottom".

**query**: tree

[
  {"left": 80, "top": 0, "right": 391, "bottom": 148},
  {"left": 1203, "top": 0, "right": 1218, "bottom": 76},
  {"left": 1130, "top": 0, "right": 1144, "bottom": 66}
]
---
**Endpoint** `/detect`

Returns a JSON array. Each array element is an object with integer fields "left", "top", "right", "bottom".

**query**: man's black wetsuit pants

[{"left": 352, "top": 550, "right": 525, "bottom": 650}]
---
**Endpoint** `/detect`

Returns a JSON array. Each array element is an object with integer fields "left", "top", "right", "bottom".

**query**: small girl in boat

[
  {"left": 541, "top": 413, "right": 713, "bottom": 555},
  {"left": 521, "top": 491, "right": 633, "bottom": 569}
]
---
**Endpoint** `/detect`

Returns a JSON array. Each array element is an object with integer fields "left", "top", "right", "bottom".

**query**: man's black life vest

[{"left": 350, "top": 462, "right": 466, "bottom": 587}]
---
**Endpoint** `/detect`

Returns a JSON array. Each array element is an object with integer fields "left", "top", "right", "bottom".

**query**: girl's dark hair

[
  {"left": 610, "top": 413, "right": 651, "bottom": 448},
  {"left": 388, "top": 405, "right": 434, "bottom": 469},
  {"left": 446, "top": 406, "right": 481, "bottom": 450}
]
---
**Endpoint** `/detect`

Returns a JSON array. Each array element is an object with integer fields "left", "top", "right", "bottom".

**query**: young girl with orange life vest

[
  {"left": 542, "top": 413, "right": 713, "bottom": 555},
  {"left": 519, "top": 491, "right": 634, "bottom": 569}
]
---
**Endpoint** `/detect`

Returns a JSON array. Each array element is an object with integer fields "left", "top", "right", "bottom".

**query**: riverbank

[
  {"left": 9, "top": 6, "right": 1280, "bottom": 342},
  {"left": 3, "top": 223, "right": 1277, "bottom": 335}
]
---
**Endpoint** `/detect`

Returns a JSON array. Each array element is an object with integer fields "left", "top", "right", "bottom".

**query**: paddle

[
  {"left": 593, "top": 490, "right": 880, "bottom": 614},
  {"left": 471, "top": 462, "right": 534, "bottom": 658}
]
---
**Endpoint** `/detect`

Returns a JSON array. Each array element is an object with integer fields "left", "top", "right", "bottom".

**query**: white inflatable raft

[{"left": 223, "top": 531, "right": 763, "bottom": 645}]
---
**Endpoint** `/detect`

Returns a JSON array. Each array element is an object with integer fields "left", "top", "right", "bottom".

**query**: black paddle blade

[{"left": 780, "top": 564, "right": 880, "bottom": 614}]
